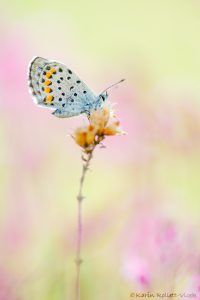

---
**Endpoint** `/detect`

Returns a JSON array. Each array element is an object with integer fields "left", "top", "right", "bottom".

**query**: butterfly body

[{"left": 28, "top": 57, "right": 108, "bottom": 118}]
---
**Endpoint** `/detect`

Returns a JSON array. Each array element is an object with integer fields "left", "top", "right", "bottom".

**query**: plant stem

[
  {"left": 75, "top": 136, "right": 104, "bottom": 300},
  {"left": 75, "top": 150, "right": 93, "bottom": 300}
]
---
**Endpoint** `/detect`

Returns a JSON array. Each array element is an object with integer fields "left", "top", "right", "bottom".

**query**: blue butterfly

[{"left": 28, "top": 57, "right": 124, "bottom": 118}]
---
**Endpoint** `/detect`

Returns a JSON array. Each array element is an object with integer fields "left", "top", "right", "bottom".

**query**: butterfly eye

[{"left": 101, "top": 95, "right": 105, "bottom": 101}]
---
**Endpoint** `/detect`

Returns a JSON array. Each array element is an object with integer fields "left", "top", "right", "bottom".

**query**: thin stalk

[
  {"left": 75, "top": 137, "right": 104, "bottom": 300},
  {"left": 75, "top": 150, "right": 93, "bottom": 300}
]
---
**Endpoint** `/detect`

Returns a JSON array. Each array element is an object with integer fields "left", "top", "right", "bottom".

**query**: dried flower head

[{"left": 72, "top": 104, "right": 123, "bottom": 152}]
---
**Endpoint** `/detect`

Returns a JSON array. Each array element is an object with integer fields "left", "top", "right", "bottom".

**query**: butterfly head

[
  {"left": 97, "top": 79, "right": 124, "bottom": 108},
  {"left": 98, "top": 91, "right": 109, "bottom": 106}
]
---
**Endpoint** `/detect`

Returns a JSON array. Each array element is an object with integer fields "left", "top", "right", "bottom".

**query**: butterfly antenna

[{"left": 101, "top": 79, "right": 125, "bottom": 94}]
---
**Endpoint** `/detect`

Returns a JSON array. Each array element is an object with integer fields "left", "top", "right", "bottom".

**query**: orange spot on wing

[
  {"left": 46, "top": 72, "right": 52, "bottom": 78},
  {"left": 44, "top": 80, "right": 52, "bottom": 86},
  {"left": 44, "top": 87, "right": 51, "bottom": 93},
  {"left": 45, "top": 95, "right": 53, "bottom": 103},
  {"left": 50, "top": 68, "right": 56, "bottom": 74}
]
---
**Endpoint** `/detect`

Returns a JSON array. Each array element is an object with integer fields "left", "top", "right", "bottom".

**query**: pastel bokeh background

[{"left": 1, "top": 0, "right": 200, "bottom": 299}]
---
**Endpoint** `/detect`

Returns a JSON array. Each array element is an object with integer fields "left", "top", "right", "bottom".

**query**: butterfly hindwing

[{"left": 28, "top": 57, "right": 97, "bottom": 117}]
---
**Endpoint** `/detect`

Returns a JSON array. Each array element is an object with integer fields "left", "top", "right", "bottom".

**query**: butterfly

[{"left": 28, "top": 57, "right": 124, "bottom": 118}]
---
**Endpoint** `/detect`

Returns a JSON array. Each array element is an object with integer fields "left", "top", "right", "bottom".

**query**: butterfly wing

[
  {"left": 28, "top": 57, "right": 97, "bottom": 117},
  {"left": 28, "top": 57, "right": 48, "bottom": 106}
]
